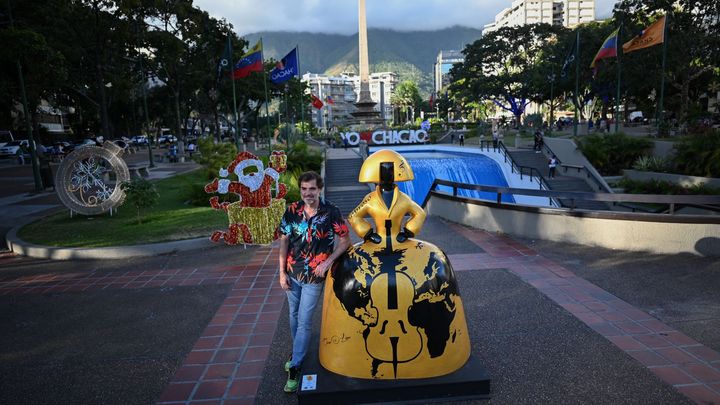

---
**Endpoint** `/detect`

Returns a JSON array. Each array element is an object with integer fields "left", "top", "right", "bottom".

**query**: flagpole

[
  {"left": 229, "top": 36, "right": 241, "bottom": 152},
  {"left": 297, "top": 44, "right": 305, "bottom": 140},
  {"left": 657, "top": 15, "right": 669, "bottom": 135},
  {"left": 573, "top": 29, "right": 580, "bottom": 137},
  {"left": 284, "top": 84, "right": 290, "bottom": 147},
  {"left": 261, "top": 38, "right": 272, "bottom": 155},
  {"left": 615, "top": 23, "right": 624, "bottom": 133}
]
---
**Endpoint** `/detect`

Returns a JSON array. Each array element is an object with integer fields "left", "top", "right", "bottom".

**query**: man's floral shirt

[{"left": 280, "top": 198, "right": 349, "bottom": 284}]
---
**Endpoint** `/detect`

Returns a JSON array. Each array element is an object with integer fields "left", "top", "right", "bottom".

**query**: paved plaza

[{"left": 1, "top": 150, "right": 719, "bottom": 404}]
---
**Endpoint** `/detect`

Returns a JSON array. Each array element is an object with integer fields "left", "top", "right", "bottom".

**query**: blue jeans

[{"left": 286, "top": 277, "right": 323, "bottom": 368}]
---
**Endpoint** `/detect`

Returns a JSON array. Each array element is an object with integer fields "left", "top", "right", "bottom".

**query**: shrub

[
  {"left": 120, "top": 178, "right": 160, "bottom": 224},
  {"left": 576, "top": 133, "right": 653, "bottom": 175},
  {"left": 281, "top": 169, "right": 302, "bottom": 203},
  {"left": 524, "top": 113, "right": 543, "bottom": 129},
  {"left": 617, "top": 177, "right": 720, "bottom": 195},
  {"left": 193, "top": 136, "right": 238, "bottom": 179},
  {"left": 280, "top": 141, "right": 323, "bottom": 173},
  {"left": 672, "top": 130, "right": 720, "bottom": 178},
  {"left": 632, "top": 155, "right": 674, "bottom": 172}
]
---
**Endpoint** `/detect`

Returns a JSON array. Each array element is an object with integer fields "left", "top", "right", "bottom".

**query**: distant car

[
  {"left": 628, "top": 111, "right": 648, "bottom": 125},
  {"left": 0, "top": 140, "right": 29, "bottom": 157},
  {"left": 65, "top": 138, "right": 99, "bottom": 153},
  {"left": 130, "top": 135, "right": 149, "bottom": 145},
  {"left": 157, "top": 134, "right": 177, "bottom": 144},
  {"left": 0, "top": 130, "right": 14, "bottom": 148}
]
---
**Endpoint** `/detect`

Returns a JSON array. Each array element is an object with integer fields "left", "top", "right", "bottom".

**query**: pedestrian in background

[
  {"left": 548, "top": 154, "right": 558, "bottom": 178},
  {"left": 458, "top": 132, "right": 465, "bottom": 146}
]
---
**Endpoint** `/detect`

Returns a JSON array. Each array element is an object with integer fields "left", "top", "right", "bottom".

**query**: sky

[{"left": 194, "top": 0, "right": 620, "bottom": 36}]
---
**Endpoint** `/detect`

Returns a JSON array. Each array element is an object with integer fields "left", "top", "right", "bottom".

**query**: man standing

[{"left": 278, "top": 171, "right": 350, "bottom": 393}]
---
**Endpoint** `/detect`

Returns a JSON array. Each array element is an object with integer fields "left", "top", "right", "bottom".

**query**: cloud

[{"left": 195, "top": 0, "right": 619, "bottom": 35}]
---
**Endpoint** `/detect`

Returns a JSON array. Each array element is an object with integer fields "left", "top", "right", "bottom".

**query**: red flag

[{"left": 311, "top": 94, "right": 324, "bottom": 109}]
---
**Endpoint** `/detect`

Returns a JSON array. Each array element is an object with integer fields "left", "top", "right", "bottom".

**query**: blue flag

[{"left": 270, "top": 48, "right": 298, "bottom": 84}]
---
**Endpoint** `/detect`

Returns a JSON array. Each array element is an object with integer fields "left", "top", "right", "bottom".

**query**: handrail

[
  {"left": 540, "top": 140, "right": 613, "bottom": 193},
  {"left": 420, "top": 178, "right": 720, "bottom": 215},
  {"left": 477, "top": 140, "right": 560, "bottom": 207}
]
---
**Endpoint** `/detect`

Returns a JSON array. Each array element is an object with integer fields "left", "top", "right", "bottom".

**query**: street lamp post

[
  {"left": 138, "top": 55, "right": 154, "bottom": 168},
  {"left": 548, "top": 73, "right": 556, "bottom": 136},
  {"left": 135, "top": 19, "right": 154, "bottom": 167}
]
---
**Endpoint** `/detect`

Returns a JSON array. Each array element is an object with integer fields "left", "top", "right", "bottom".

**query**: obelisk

[
  {"left": 351, "top": 0, "right": 382, "bottom": 125},
  {"left": 357, "top": 0, "right": 372, "bottom": 103}
]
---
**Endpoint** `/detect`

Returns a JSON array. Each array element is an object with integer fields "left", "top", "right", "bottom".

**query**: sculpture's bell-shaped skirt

[{"left": 319, "top": 236, "right": 470, "bottom": 379}]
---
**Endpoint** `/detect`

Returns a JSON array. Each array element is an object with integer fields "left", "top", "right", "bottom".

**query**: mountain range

[{"left": 243, "top": 26, "right": 481, "bottom": 96}]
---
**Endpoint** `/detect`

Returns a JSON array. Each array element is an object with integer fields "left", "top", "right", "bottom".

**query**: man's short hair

[{"left": 298, "top": 171, "right": 323, "bottom": 189}]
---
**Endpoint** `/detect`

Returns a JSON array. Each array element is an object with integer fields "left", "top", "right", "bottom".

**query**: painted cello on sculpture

[{"left": 319, "top": 149, "right": 471, "bottom": 379}]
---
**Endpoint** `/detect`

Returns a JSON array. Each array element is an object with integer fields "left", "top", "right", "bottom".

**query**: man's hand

[
  {"left": 279, "top": 271, "right": 291, "bottom": 290},
  {"left": 313, "top": 259, "right": 334, "bottom": 278}
]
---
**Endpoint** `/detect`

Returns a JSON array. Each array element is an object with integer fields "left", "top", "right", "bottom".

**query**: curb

[{"left": 6, "top": 225, "right": 216, "bottom": 260}]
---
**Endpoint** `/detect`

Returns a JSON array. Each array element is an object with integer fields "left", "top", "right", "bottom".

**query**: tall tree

[
  {"left": 451, "top": 24, "right": 565, "bottom": 128},
  {"left": 614, "top": 0, "right": 720, "bottom": 122},
  {"left": 391, "top": 80, "right": 421, "bottom": 124}
]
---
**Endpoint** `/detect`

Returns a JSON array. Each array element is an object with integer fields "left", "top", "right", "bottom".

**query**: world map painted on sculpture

[{"left": 330, "top": 238, "right": 461, "bottom": 377}]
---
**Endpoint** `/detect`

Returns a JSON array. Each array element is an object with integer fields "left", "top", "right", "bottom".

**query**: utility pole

[
  {"left": 7, "top": 0, "right": 42, "bottom": 191},
  {"left": 549, "top": 73, "right": 555, "bottom": 136},
  {"left": 136, "top": 19, "right": 154, "bottom": 167}
]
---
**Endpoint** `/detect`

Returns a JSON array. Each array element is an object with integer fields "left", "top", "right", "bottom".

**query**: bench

[{"left": 127, "top": 163, "right": 151, "bottom": 178}]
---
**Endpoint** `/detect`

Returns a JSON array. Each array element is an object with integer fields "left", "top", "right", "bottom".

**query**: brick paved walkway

[{"left": 3, "top": 223, "right": 718, "bottom": 404}]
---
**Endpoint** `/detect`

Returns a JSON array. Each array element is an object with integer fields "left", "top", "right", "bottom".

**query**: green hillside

[{"left": 244, "top": 26, "right": 481, "bottom": 96}]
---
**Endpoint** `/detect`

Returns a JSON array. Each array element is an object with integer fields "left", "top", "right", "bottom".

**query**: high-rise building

[
  {"left": 434, "top": 50, "right": 465, "bottom": 93},
  {"left": 483, "top": 0, "right": 595, "bottom": 34}
]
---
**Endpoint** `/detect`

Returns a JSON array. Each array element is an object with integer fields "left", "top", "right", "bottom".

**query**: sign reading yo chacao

[{"left": 340, "top": 129, "right": 428, "bottom": 146}]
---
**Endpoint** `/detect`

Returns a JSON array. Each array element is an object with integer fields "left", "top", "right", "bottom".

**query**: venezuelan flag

[
  {"left": 590, "top": 28, "right": 619, "bottom": 69},
  {"left": 233, "top": 41, "right": 263, "bottom": 79}
]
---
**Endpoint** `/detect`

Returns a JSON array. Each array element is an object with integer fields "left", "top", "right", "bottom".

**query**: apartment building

[{"left": 483, "top": 0, "right": 595, "bottom": 34}]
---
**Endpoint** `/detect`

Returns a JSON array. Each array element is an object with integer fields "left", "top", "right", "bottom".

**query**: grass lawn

[{"left": 18, "top": 169, "right": 230, "bottom": 247}]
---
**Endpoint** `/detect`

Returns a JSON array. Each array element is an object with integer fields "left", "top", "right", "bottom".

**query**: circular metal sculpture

[
  {"left": 55, "top": 141, "right": 130, "bottom": 215},
  {"left": 320, "top": 149, "right": 471, "bottom": 379}
]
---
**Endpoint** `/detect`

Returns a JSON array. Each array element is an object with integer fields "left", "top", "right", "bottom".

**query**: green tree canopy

[{"left": 451, "top": 23, "right": 565, "bottom": 127}]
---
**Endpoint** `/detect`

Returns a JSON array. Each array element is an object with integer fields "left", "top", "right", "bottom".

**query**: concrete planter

[{"left": 622, "top": 170, "right": 720, "bottom": 188}]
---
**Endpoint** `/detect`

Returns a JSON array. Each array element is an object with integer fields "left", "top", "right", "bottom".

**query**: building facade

[
  {"left": 342, "top": 71, "right": 398, "bottom": 123},
  {"left": 434, "top": 50, "right": 465, "bottom": 93},
  {"left": 483, "top": 0, "right": 595, "bottom": 34},
  {"left": 301, "top": 71, "right": 398, "bottom": 129}
]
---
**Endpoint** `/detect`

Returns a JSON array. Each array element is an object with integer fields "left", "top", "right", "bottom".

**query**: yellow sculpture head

[{"left": 358, "top": 149, "right": 414, "bottom": 183}]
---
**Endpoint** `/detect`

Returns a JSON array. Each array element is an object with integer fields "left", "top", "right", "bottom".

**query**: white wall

[{"left": 426, "top": 196, "right": 720, "bottom": 257}]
